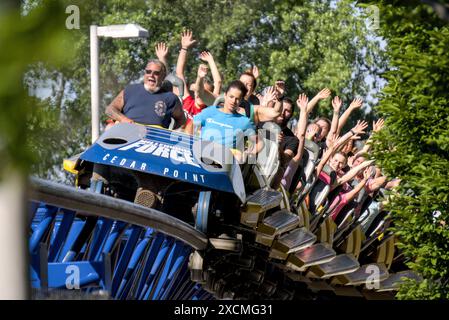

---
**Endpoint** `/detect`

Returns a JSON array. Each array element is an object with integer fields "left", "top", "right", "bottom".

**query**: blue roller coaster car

[{"left": 64, "top": 123, "right": 284, "bottom": 233}]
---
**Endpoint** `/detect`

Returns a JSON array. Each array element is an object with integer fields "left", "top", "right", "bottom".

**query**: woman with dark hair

[
  {"left": 237, "top": 72, "right": 283, "bottom": 126},
  {"left": 185, "top": 80, "right": 262, "bottom": 150},
  {"left": 239, "top": 71, "right": 260, "bottom": 105}
]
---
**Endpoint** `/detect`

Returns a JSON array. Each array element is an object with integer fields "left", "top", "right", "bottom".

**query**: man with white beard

[
  {"left": 105, "top": 59, "right": 185, "bottom": 129},
  {"left": 94, "top": 60, "right": 186, "bottom": 209}
]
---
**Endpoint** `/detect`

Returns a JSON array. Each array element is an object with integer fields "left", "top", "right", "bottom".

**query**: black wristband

[
  {"left": 181, "top": 47, "right": 188, "bottom": 51},
  {"left": 350, "top": 129, "right": 355, "bottom": 135}
]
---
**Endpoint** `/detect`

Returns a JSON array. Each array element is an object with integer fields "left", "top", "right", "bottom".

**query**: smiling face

[
  {"left": 329, "top": 153, "right": 347, "bottom": 175},
  {"left": 342, "top": 139, "right": 354, "bottom": 154},
  {"left": 223, "top": 87, "right": 244, "bottom": 113},
  {"left": 276, "top": 100, "right": 293, "bottom": 126},
  {"left": 143, "top": 61, "right": 164, "bottom": 93},
  {"left": 352, "top": 155, "right": 366, "bottom": 168}
]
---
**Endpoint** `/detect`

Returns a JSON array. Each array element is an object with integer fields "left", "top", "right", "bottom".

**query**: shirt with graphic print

[
  {"left": 123, "top": 83, "right": 180, "bottom": 128},
  {"left": 193, "top": 106, "right": 256, "bottom": 149}
]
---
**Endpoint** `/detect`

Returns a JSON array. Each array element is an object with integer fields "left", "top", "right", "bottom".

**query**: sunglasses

[{"left": 145, "top": 69, "right": 161, "bottom": 76}]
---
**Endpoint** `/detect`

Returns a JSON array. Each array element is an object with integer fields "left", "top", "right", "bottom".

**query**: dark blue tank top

[{"left": 123, "top": 84, "right": 178, "bottom": 128}]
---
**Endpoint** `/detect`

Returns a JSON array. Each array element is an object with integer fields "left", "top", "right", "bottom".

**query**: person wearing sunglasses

[{"left": 105, "top": 59, "right": 185, "bottom": 130}]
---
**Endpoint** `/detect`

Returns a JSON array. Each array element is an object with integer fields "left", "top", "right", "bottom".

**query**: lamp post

[{"left": 90, "top": 24, "right": 148, "bottom": 144}]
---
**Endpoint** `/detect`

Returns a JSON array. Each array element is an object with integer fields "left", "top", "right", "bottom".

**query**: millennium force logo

[{"left": 154, "top": 101, "right": 167, "bottom": 117}]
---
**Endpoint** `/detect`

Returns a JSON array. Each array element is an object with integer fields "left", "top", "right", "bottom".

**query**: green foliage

[
  {"left": 25, "top": 0, "right": 385, "bottom": 180},
  {"left": 367, "top": 0, "right": 449, "bottom": 299},
  {"left": 0, "top": 1, "right": 72, "bottom": 180}
]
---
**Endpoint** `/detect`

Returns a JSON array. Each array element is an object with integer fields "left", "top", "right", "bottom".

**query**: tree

[
  {"left": 0, "top": 0, "right": 72, "bottom": 298},
  {"left": 26, "top": 0, "right": 385, "bottom": 180},
  {"left": 364, "top": 0, "right": 449, "bottom": 299}
]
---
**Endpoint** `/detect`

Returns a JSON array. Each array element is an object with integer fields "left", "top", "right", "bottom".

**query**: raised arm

[
  {"left": 344, "top": 168, "right": 370, "bottom": 202},
  {"left": 255, "top": 86, "right": 282, "bottom": 122},
  {"left": 336, "top": 97, "right": 363, "bottom": 135},
  {"left": 336, "top": 120, "right": 368, "bottom": 152},
  {"left": 368, "top": 175, "right": 388, "bottom": 192},
  {"left": 195, "top": 64, "right": 215, "bottom": 106},
  {"left": 337, "top": 159, "right": 374, "bottom": 186},
  {"left": 175, "top": 30, "right": 197, "bottom": 100},
  {"left": 306, "top": 88, "right": 331, "bottom": 114},
  {"left": 252, "top": 65, "right": 260, "bottom": 80},
  {"left": 326, "top": 96, "right": 342, "bottom": 146},
  {"left": 199, "top": 51, "right": 222, "bottom": 96},
  {"left": 315, "top": 119, "right": 368, "bottom": 177},
  {"left": 105, "top": 90, "right": 134, "bottom": 123},
  {"left": 354, "top": 118, "right": 385, "bottom": 157},
  {"left": 315, "top": 134, "right": 339, "bottom": 176},
  {"left": 155, "top": 42, "right": 169, "bottom": 73},
  {"left": 292, "top": 93, "right": 309, "bottom": 162}
]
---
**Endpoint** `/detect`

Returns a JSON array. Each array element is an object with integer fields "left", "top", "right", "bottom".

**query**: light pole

[{"left": 90, "top": 24, "right": 148, "bottom": 144}]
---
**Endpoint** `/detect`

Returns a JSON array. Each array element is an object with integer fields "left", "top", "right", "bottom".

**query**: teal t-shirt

[{"left": 193, "top": 106, "right": 256, "bottom": 149}]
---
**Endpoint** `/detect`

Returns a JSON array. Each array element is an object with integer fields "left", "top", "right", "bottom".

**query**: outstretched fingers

[
  {"left": 350, "top": 97, "right": 363, "bottom": 109},
  {"left": 262, "top": 86, "right": 277, "bottom": 104},
  {"left": 332, "top": 96, "right": 342, "bottom": 111},
  {"left": 252, "top": 65, "right": 260, "bottom": 79},
  {"left": 318, "top": 88, "right": 331, "bottom": 99},
  {"left": 155, "top": 42, "right": 168, "bottom": 57},
  {"left": 297, "top": 93, "right": 309, "bottom": 110},
  {"left": 181, "top": 29, "right": 197, "bottom": 48},
  {"left": 199, "top": 51, "right": 212, "bottom": 61},
  {"left": 373, "top": 118, "right": 385, "bottom": 132}
]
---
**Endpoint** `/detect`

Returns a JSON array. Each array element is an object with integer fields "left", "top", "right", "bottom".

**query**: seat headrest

[
  {"left": 160, "top": 80, "right": 173, "bottom": 92},
  {"left": 164, "top": 72, "right": 185, "bottom": 97},
  {"left": 322, "top": 165, "right": 337, "bottom": 185},
  {"left": 304, "top": 139, "right": 320, "bottom": 160},
  {"left": 213, "top": 94, "right": 225, "bottom": 106},
  {"left": 259, "top": 122, "right": 282, "bottom": 134}
]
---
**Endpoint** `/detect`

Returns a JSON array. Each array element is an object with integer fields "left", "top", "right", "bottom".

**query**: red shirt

[{"left": 183, "top": 95, "right": 204, "bottom": 125}]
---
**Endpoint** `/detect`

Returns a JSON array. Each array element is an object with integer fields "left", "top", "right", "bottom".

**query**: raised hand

[
  {"left": 181, "top": 29, "right": 197, "bottom": 49},
  {"left": 252, "top": 65, "right": 260, "bottom": 79},
  {"left": 275, "top": 80, "right": 286, "bottom": 99},
  {"left": 373, "top": 118, "right": 385, "bottom": 133},
  {"left": 352, "top": 120, "right": 368, "bottom": 135},
  {"left": 317, "top": 88, "right": 331, "bottom": 100},
  {"left": 363, "top": 167, "right": 371, "bottom": 180},
  {"left": 296, "top": 93, "right": 309, "bottom": 112},
  {"left": 349, "top": 97, "right": 363, "bottom": 110},
  {"left": 199, "top": 51, "right": 214, "bottom": 63},
  {"left": 155, "top": 42, "right": 168, "bottom": 60},
  {"left": 306, "top": 123, "right": 321, "bottom": 141},
  {"left": 261, "top": 86, "right": 277, "bottom": 106},
  {"left": 332, "top": 96, "right": 342, "bottom": 112},
  {"left": 386, "top": 178, "right": 401, "bottom": 189},
  {"left": 327, "top": 133, "right": 339, "bottom": 148},
  {"left": 197, "top": 64, "right": 208, "bottom": 79},
  {"left": 348, "top": 155, "right": 355, "bottom": 167}
]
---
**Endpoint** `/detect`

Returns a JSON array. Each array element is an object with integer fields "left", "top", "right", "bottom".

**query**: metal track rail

[{"left": 28, "top": 177, "right": 208, "bottom": 251}]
